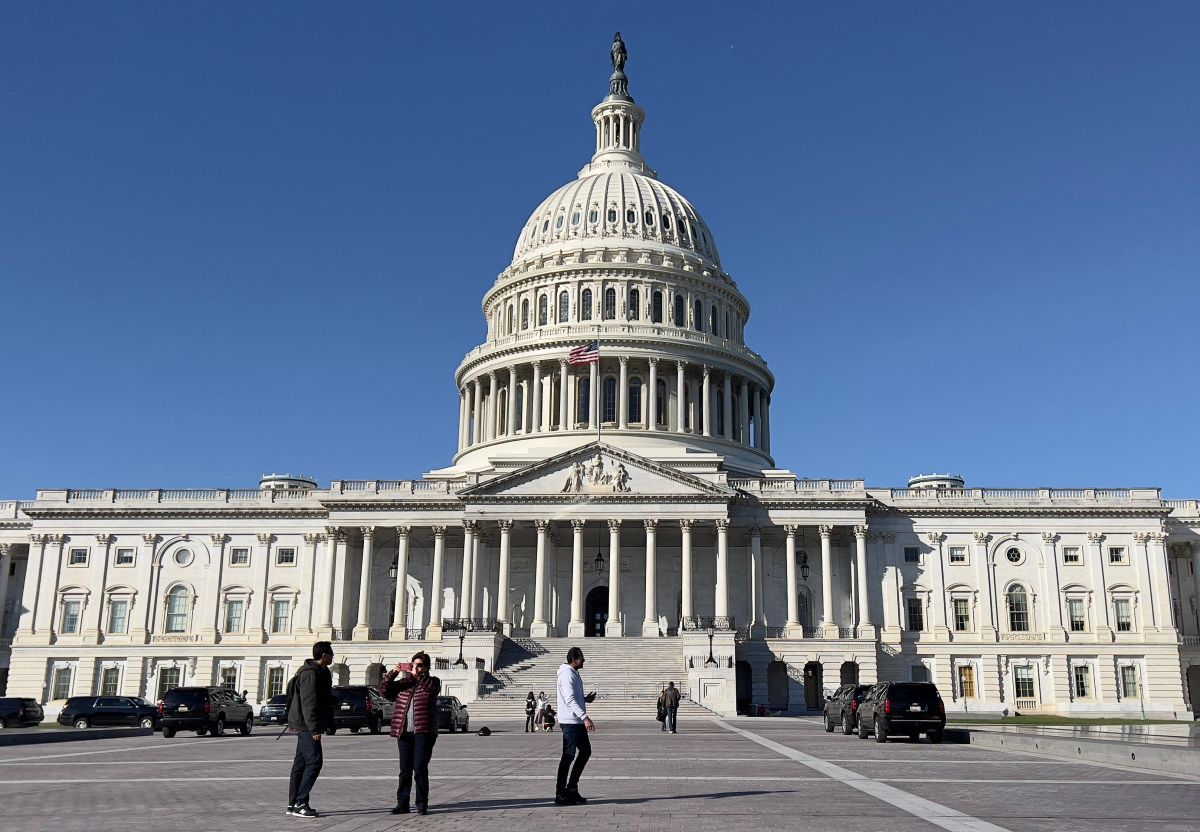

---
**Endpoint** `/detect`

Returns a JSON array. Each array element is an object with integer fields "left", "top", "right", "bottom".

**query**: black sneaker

[
  {"left": 391, "top": 805, "right": 410, "bottom": 815},
  {"left": 567, "top": 788, "right": 587, "bottom": 805},
  {"left": 292, "top": 804, "right": 319, "bottom": 819},
  {"left": 416, "top": 805, "right": 428, "bottom": 815},
  {"left": 554, "top": 793, "right": 573, "bottom": 806},
  {"left": 285, "top": 805, "right": 295, "bottom": 816}
]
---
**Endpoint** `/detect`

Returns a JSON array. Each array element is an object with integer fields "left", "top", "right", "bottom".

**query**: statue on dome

[{"left": 611, "top": 33, "right": 627, "bottom": 72}]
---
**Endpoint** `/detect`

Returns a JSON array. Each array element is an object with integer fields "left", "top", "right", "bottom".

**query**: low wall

[
  {"left": 0, "top": 726, "right": 153, "bottom": 747},
  {"left": 968, "top": 728, "right": 1200, "bottom": 777}
]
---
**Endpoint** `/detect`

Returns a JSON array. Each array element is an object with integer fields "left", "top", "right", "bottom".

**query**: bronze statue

[{"left": 611, "top": 32, "right": 627, "bottom": 73}]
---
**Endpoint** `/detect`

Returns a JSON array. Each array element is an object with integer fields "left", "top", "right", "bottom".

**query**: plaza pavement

[{"left": 0, "top": 716, "right": 1197, "bottom": 832}]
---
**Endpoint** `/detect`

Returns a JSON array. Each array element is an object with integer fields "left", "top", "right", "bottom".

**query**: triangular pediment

[{"left": 458, "top": 443, "right": 734, "bottom": 501}]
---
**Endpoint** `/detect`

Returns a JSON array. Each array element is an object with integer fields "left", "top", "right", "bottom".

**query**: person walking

[
  {"left": 525, "top": 691, "right": 536, "bottom": 733},
  {"left": 659, "top": 681, "right": 681, "bottom": 734},
  {"left": 286, "top": 641, "right": 335, "bottom": 819},
  {"left": 380, "top": 651, "right": 441, "bottom": 815},
  {"left": 555, "top": 646, "right": 595, "bottom": 806}
]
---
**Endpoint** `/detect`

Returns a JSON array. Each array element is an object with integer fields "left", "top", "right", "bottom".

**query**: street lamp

[
  {"left": 592, "top": 528, "right": 605, "bottom": 573},
  {"left": 453, "top": 627, "right": 467, "bottom": 668},
  {"left": 798, "top": 549, "right": 810, "bottom": 581},
  {"left": 704, "top": 625, "right": 718, "bottom": 668}
]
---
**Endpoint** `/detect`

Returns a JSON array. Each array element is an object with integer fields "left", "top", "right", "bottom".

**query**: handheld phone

[{"left": 399, "top": 662, "right": 413, "bottom": 672}]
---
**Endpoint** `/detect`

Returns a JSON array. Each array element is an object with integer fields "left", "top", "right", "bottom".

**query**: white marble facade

[{"left": 2, "top": 53, "right": 1198, "bottom": 720}]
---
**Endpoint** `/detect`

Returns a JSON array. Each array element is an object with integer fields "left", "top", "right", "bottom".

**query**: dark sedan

[
  {"left": 0, "top": 697, "right": 44, "bottom": 729},
  {"left": 58, "top": 696, "right": 159, "bottom": 729},
  {"left": 436, "top": 696, "right": 469, "bottom": 733},
  {"left": 258, "top": 694, "right": 288, "bottom": 726}
]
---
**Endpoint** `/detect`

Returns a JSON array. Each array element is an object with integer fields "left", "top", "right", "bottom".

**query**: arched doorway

[
  {"left": 767, "top": 661, "right": 789, "bottom": 711},
  {"left": 365, "top": 663, "right": 386, "bottom": 687},
  {"left": 735, "top": 661, "right": 753, "bottom": 715},
  {"left": 840, "top": 661, "right": 859, "bottom": 685},
  {"left": 585, "top": 586, "right": 609, "bottom": 637},
  {"left": 803, "top": 661, "right": 823, "bottom": 710},
  {"left": 331, "top": 663, "right": 350, "bottom": 686}
]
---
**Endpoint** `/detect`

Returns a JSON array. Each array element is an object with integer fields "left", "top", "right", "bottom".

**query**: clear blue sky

[{"left": 3, "top": 2, "right": 1198, "bottom": 497}]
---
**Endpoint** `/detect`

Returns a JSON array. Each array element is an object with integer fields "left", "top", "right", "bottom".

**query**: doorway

[
  {"left": 803, "top": 661, "right": 823, "bottom": 710},
  {"left": 585, "top": 586, "right": 609, "bottom": 637},
  {"left": 735, "top": 661, "right": 753, "bottom": 715}
]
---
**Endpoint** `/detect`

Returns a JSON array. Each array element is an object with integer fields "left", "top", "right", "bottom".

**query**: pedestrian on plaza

[
  {"left": 525, "top": 691, "right": 537, "bottom": 732},
  {"left": 658, "top": 681, "right": 681, "bottom": 734},
  {"left": 381, "top": 651, "right": 441, "bottom": 816},
  {"left": 535, "top": 690, "right": 547, "bottom": 727},
  {"left": 286, "top": 641, "right": 336, "bottom": 819},
  {"left": 554, "top": 646, "right": 596, "bottom": 806}
]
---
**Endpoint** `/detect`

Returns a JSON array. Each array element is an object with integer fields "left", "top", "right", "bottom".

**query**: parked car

[
  {"left": 258, "top": 693, "right": 289, "bottom": 726},
  {"left": 159, "top": 687, "right": 254, "bottom": 738},
  {"left": 436, "top": 695, "right": 469, "bottom": 733},
  {"left": 823, "top": 684, "right": 872, "bottom": 734},
  {"left": 0, "top": 697, "right": 44, "bottom": 729},
  {"left": 856, "top": 681, "right": 946, "bottom": 744},
  {"left": 331, "top": 685, "right": 393, "bottom": 734},
  {"left": 57, "top": 696, "right": 159, "bottom": 729}
]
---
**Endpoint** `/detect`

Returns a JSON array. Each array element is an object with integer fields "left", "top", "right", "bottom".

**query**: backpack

[
  {"left": 476, "top": 726, "right": 491, "bottom": 736},
  {"left": 284, "top": 666, "right": 304, "bottom": 717}
]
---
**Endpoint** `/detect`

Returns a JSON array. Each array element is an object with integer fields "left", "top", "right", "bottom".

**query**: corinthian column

[
  {"left": 426, "top": 527, "right": 447, "bottom": 640},
  {"left": 647, "top": 358, "right": 658, "bottom": 430},
  {"left": 642, "top": 520, "right": 659, "bottom": 637},
  {"left": 531, "top": 520, "right": 550, "bottom": 637},
  {"left": 855, "top": 526, "right": 873, "bottom": 635},
  {"left": 784, "top": 526, "right": 802, "bottom": 637},
  {"left": 472, "top": 378, "right": 483, "bottom": 444},
  {"left": 505, "top": 366, "right": 517, "bottom": 436},
  {"left": 819, "top": 525, "right": 837, "bottom": 637},
  {"left": 351, "top": 527, "right": 374, "bottom": 640},
  {"left": 486, "top": 371, "right": 498, "bottom": 440},
  {"left": 559, "top": 359, "right": 569, "bottom": 430},
  {"left": 389, "top": 527, "right": 411, "bottom": 640},
  {"left": 568, "top": 520, "right": 586, "bottom": 638},
  {"left": 496, "top": 521, "right": 512, "bottom": 635},
  {"left": 459, "top": 521, "right": 476, "bottom": 619},
  {"left": 701, "top": 367, "right": 712, "bottom": 436},
  {"left": 680, "top": 520, "right": 694, "bottom": 622},
  {"left": 714, "top": 519, "right": 729, "bottom": 620},
  {"left": 676, "top": 361, "right": 686, "bottom": 432},
  {"left": 749, "top": 527, "right": 765, "bottom": 632},
  {"left": 531, "top": 362, "right": 543, "bottom": 433},
  {"left": 722, "top": 373, "right": 733, "bottom": 440},
  {"left": 605, "top": 519, "right": 624, "bottom": 637},
  {"left": 618, "top": 356, "right": 629, "bottom": 429}
]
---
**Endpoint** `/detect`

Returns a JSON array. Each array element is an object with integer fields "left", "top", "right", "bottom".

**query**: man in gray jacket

[{"left": 287, "top": 641, "right": 335, "bottom": 818}]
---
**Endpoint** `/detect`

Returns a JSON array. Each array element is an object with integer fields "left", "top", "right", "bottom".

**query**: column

[
  {"left": 819, "top": 525, "right": 837, "bottom": 637},
  {"left": 85, "top": 534, "right": 114, "bottom": 640},
  {"left": 486, "top": 371, "right": 498, "bottom": 440},
  {"left": 642, "top": 520, "right": 659, "bottom": 637},
  {"left": 251, "top": 533, "right": 274, "bottom": 641},
  {"left": 680, "top": 520, "right": 694, "bottom": 622},
  {"left": 1192, "top": 542, "right": 1200, "bottom": 632},
  {"left": 714, "top": 520, "right": 729, "bottom": 620},
  {"left": 1089, "top": 532, "right": 1113, "bottom": 639},
  {"left": 0, "top": 544, "right": 11, "bottom": 634},
  {"left": 137, "top": 534, "right": 158, "bottom": 640},
  {"left": 784, "top": 526, "right": 802, "bottom": 637},
  {"left": 1042, "top": 532, "right": 1066, "bottom": 641},
  {"left": 605, "top": 519, "right": 623, "bottom": 636},
  {"left": 457, "top": 387, "right": 468, "bottom": 450},
  {"left": 296, "top": 532, "right": 318, "bottom": 635},
  {"left": 756, "top": 388, "right": 766, "bottom": 450},
  {"left": 568, "top": 520, "right": 586, "bottom": 638},
  {"left": 320, "top": 528, "right": 341, "bottom": 635},
  {"left": 972, "top": 532, "right": 995, "bottom": 639},
  {"left": 39, "top": 535, "right": 65, "bottom": 636},
  {"left": 927, "top": 532, "right": 950, "bottom": 641},
  {"left": 531, "top": 520, "right": 550, "bottom": 637},
  {"left": 496, "top": 520, "right": 512, "bottom": 635},
  {"left": 701, "top": 367, "right": 712, "bottom": 436},
  {"left": 749, "top": 527, "right": 765, "bottom": 632},
  {"left": 417, "top": 528, "right": 444, "bottom": 641},
  {"left": 722, "top": 373, "right": 733, "bottom": 440},
  {"left": 738, "top": 378, "right": 750, "bottom": 444},
  {"left": 558, "top": 359, "right": 569, "bottom": 430},
  {"left": 459, "top": 521, "right": 476, "bottom": 619},
  {"left": 472, "top": 378, "right": 483, "bottom": 444},
  {"left": 352, "top": 527, "right": 374, "bottom": 639},
  {"left": 505, "top": 366, "right": 517, "bottom": 436},
  {"left": 469, "top": 534, "right": 482, "bottom": 619},
  {"left": 762, "top": 394, "right": 771, "bottom": 453},
  {"left": 854, "top": 526, "right": 873, "bottom": 635},
  {"left": 389, "top": 527, "right": 411, "bottom": 639},
  {"left": 531, "top": 362, "right": 543, "bottom": 433},
  {"left": 647, "top": 357, "right": 658, "bottom": 430},
  {"left": 589, "top": 360, "right": 598, "bottom": 429},
  {"left": 675, "top": 361, "right": 686, "bottom": 432},
  {"left": 618, "top": 356, "right": 629, "bottom": 429}
]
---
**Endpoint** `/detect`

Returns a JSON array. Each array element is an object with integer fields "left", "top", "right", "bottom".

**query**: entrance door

[
  {"left": 585, "top": 586, "right": 609, "bottom": 637},
  {"left": 803, "top": 661, "right": 823, "bottom": 710}
]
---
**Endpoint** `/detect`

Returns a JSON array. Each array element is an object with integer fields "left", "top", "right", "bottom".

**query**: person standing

[
  {"left": 525, "top": 691, "right": 536, "bottom": 733},
  {"left": 286, "top": 641, "right": 335, "bottom": 819},
  {"left": 381, "top": 651, "right": 441, "bottom": 816},
  {"left": 659, "top": 681, "right": 681, "bottom": 734},
  {"left": 555, "top": 646, "right": 595, "bottom": 806},
  {"left": 535, "top": 690, "right": 547, "bottom": 727}
]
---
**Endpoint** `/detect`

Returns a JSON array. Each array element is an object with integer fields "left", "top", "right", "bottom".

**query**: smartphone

[{"left": 399, "top": 662, "right": 413, "bottom": 672}]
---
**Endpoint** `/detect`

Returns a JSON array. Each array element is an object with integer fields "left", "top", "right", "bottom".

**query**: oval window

[
  {"left": 607, "top": 208, "right": 617, "bottom": 223},
  {"left": 662, "top": 213, "right": 671, "bottom": 230},
  {"left": 542, "top": 220, "right": 549, "bottom": 232},
  {"left": 571, "top": 211, "right": 581, "bottom": 225},
  {"left": 555, "top": 215, "right": 564, "bottom": 229},
  {"left": 589, "top": 208, "right": 598, "bottom": 223},
  {"left": 645, "top": 210, "right": 655, "bottom": 226},
  {"left": 626, "top": 208, "right": 636, "bottom": 224}
]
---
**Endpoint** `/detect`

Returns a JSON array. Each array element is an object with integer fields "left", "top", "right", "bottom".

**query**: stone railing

[
  {"left": 1180, "top": 635, "right": 1200, "bottom": 648},
  {"left": 882, "top": 487, "right": 1159, "bottom": 504},
  {"left": 367, "top": 628, "right": 391, "bottom": 641},
  {"left": 406, "top": 628, "right": 426, "bottom": 641},
  {"left": 729, "top": 478, "right": 865, "bottom": 495},
  {"left": 331, "top": 628, "right": 349, "bottom": 642},
  {"left": 999, "top": 632, "right": 1047, "bottom": 642},
  {"left": 441, "top": 618, "right": 502, "bottom": 633},
  {"left": 681, "top": 616, "right": 735, "bottom": 631},
  {"left": 0, "top": 501, "right": 32, "bottom": 519},
  {"left": 330, "top": 480, "right": 469, "bottom": 496},
  {"left": 838, "top": 626, "right": 858, "bottom": 639},
  {"left": 46, "top": 489, "right": 318, "bottom": 505},
  {"left": 151, "top": 634, "right": 200, "bottom": 644},
  {"left": 1166, "top": 500, "right": 1200, "bottom": 515}
]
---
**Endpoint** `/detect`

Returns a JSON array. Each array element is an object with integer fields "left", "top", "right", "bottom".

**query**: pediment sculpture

[{"left": 562, "top": 452, "right": 631, "bottom": 494}]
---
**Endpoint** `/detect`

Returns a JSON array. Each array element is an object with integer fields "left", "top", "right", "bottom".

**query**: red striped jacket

[{"left": 380, "top": 671, "right": 441, "bottom": 736}]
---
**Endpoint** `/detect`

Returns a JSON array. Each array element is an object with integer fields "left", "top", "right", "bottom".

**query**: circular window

[
  {"left": 174, "top": 548, "right": 194, "bottom": 567},
  {"left": 571, "top": 211, "right": 580, "bottom": 225},
  {"left": 1005, "top": 547, "right": 1022, "bottom": 564}
]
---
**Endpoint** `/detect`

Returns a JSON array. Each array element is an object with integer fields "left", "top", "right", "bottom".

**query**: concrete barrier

[
  {"left": 0, "top": 726, "right": 154, "bottom": 747},
  {"left": 968, "top": 728, "right": 1200, "bottom": 777}
]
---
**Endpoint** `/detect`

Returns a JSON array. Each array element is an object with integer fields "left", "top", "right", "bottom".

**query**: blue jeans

[
  {"left": 556, "top": 722, "right": 592, "bottom": 794},
  {"left": 288, "top": 731, "right": 323, "bottom": 807},
  {"left": 397, "top": 732, "right": 438, "bottom": 809},
  {"left": 665, "top": 706, "right": 677, "bottom": 733}
]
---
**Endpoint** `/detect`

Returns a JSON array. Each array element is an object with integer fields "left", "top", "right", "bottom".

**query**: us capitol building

[{"left": 2, "top": 40, "right": 1198, "bottom": 720}]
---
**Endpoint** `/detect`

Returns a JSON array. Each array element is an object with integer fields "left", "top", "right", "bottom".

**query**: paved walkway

[{"left": 0, "top": 717, "right": 1197, "bottom": 831}]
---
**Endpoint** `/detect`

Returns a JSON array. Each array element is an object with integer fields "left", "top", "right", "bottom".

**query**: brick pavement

[{"left": 0, "top": 717, "right": 1196, "bottom": 832}]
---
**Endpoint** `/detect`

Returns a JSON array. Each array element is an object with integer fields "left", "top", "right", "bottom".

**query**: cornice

[
  {"left": 867, "top": 502, "right": 1170, "bottom": 520},
  {"left": 19, "top": 507, "right": 329, "bottom": 521}
]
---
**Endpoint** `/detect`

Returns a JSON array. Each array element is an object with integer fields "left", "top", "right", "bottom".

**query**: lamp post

[
  {"left": 799, "top": 549, "right": 810, "bottom": 581},
  {"left": 704, "top": 625, "right": 718, "bottom": 668},
  {"left": 453, "top": 627, "right": 467, "bottom": 669}
]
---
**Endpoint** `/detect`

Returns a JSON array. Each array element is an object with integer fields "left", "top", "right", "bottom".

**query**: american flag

[{"left": 568, "top": 340, "right": 600, "bottom": 365}]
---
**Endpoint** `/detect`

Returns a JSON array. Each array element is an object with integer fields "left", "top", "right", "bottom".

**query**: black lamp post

[
  {"left": 704, "top": 625, "right": 718, "bottom": 667},
  {"left": 799, "top": 549, "right": 810, "bottom": 581},
  {"left": 453, "top": 628, "right": 467, "bottom": 668},
  {"left": 593, "top": 528, "right": 605, "bottom": 573}
]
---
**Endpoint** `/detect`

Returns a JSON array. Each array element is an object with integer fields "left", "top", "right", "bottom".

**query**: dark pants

[
  {"left": 396, "top": 732, "right": 438, "bottom": 809},
  {"left": 288, "top": 731, "right": 323, "bottom": 807},
  {"left": 556, "top": 723, "right": 591, "bottom": 795},
  {"left": 525, "top": 712, "right": 535, "bottom": 732},
  {"left": 665, "top": 706, "right": 677, "bottom": 733}
]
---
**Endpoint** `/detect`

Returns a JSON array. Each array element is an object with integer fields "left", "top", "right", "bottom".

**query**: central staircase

[{"left": 465, "top": 636, "right": 707, "bottom": 722}]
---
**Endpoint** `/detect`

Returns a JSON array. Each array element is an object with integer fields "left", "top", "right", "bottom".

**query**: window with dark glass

[
  {"left": 674, "top": 295, "right": 685, "bottom": 327},
  {"left": 645, "top": 210, "right": 655, "bottom": 226},
  {"left": 165, "top": 587, "right": 189, "bottom": 633},
  {"left": 693, "top": 299, "right": 702, "bottom": 331},
  {"left": 656, "top": 380, "right": 667, "bottom": 426},
  {"left": 589, "top": 208, "right": 598, "bottom": 223},
  {"left": 628, "top": 377, "right": 642, "bottom": 423},
  {"left": 652, "top": 291, "right": 663, "bottom": 323},
  {"left": 607, "top": 208, "right": 617, "bottom": 223},
  {"left": 521, "top": 298, "right": 529, "bottom": 329},
  {"left": 538, "top": 294, "right": 548, "bottom": 326},
  {"left": 1007, "top": 585, "right": 1029, "bottom": 631},
  {"left": 905, "top": 597, "right": 924, "bottom": 631},
  {"left": 628, "top": 288, "right": 640, "bottom": 320},
  {"left": 709, "top": 306, "right": 718, "bottom": 334},
  {"left": 603, "top": 288, "right": 616, "bottom": 320},
  {"left": 577, "top": 377, "right": 590, "bottom": 424},
  {"left": 626, "top": 208, "right": 636, "bottom": 224},
  {"left": 559, "top": 291, "right": 569, "bottom": 323},
  {"left": 602, "top": 377, "right": 617, "bottom": 423},
  {"left": 715, "top": 390, "right": 725, "bottom": 436},
  {"left": 581, "top": 289, "right": 593, "bottom": 320}
]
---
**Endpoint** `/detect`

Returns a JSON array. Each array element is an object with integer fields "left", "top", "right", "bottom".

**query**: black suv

[
  {"left": 159, "top": 687, "right": 255, "bottom": 738},
  {"left": 856, "top": 682, "right": 946, "bottom": 743},
  {"left": 331, "top": 685, "right": 393, "bottom": 734},
  {"left": 823, "top": 684, "right": 871, "bottom": 735},
  {"left": 436, "top": 696, "right": 469, "bottom": 733},
  {"left": 58, "top": 696, "right": 159, "bottom": 729},
  {"left": 258, "top": 694, "right": 289, "bottom": 726},
  {"left": 0, "top": 697, "right": 43, "bottom": 728}
]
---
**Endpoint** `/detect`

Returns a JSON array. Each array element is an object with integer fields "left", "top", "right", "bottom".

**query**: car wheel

[
  {"left": 857, "top": 714, "right": 870, "bottom": 739},
  {"left": 463, "top": 720, "right": 469, "bottom": 733},
  {"left": 162, "top": 726, "right": 176, "bottom": 738},
  {"left": 874, "top": 720, "right": 888, "bottom": 743},
  {"left": 369, "top": 718, "right": 381, "bottom": 735},
  {"left": 928, "top": 730, "right": 944, "bottom": 744},
  {"left": 0, "top": 718, "right": 8, "bottom": 730},
  {"left": 823, "top": 712, "right": 835, "bottom": 732},
  {"left": 350, "top": 726, "right": 361, "bottom": 734},
  {"left": 239, "top": 717, "right": 253, "bottom": 736},
  {"left": 213, "top": 717, "right": 226, "bottom": 737},
  {"left": 196, "top": 727, "right": 208, "bottom": 736},
  {"left": 447, "top": 720, "right": 456, "bottom": 734},
  {"left": 329, "top": 727, "right": 338, "bottom": 735},
  {"left": 74, "top": 718, "right": 90, "bottom": 729},
  {"left": 139, "top": 717, "right": 155, "bottom": 729},
  {"left": 842, "top": 713, "right": 854, "bottom": 735}
]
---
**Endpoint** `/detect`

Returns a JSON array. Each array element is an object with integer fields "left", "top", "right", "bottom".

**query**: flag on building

[{"left": 568, "top": 340, "right": 600, "bottom": 365}]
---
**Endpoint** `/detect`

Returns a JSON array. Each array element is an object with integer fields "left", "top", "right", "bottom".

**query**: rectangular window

[
  {"left": 100, "top": 667, "right": 121, "bottom": 697},
  {"left": 275, "top": 547, "right": 296, "bottom": 566},
  {"left": 115, "top": 548, "right": 135, "bottom": 566},
  {"left": 1062, "top": 546, "right": 1081, "bottom": 564},
  {"left": 1014, "top": 666, "right": 1035, "bottom": 699},
  {"left": 223, "top": 599, "right": 245, "bottom": 633},
  {"left": 948, "top": 546, "right": 966, "bottom": 564},
  {"left": 230, "top": 548, "right": 250, "bottom": 566},
  {"left": 60, "top": 600, "right": 81, "bottom": 634},
  {"left": 1067, "top": 598, "right": 1086, "bottom": 632},
  {"left": 68, "top": 548, "right": 88, "bottom": 566},
  {"left": 905, "top": 597, "right": 924, "bottom": 632},
  {"left": 1114, "top": 598, "right": 1133, "bottom": 632},
  {"left": 271, "top": 599, "right": 291, "bottom": 634},
  {"left": 1072, "top": 665, "right": 1091, "bottom": 699},
  {"left": 1108, "top": 546, "right": 1127, "bottom": 565},
  {"left": 267, "top": 666, "right": 286, "bottom": 699},
  {"left": 220, "top": 666, "right": 238, "bottom": 690},
  {"left": 953, "top": 598, "right": 971, "bottom": 632},
  {"left": 957, "top": 665, "right": 976, "bottom": 698},
  {"left": 1120, "top": 665, "right": 1140, "bottom": 699},
  {"left": 108, "top": 599, "right": 129, "bottom": 634},
  {"left": 903, "top": 547, "right": 920, "bottom": 564},
  {"left": 157, "top": 667, "right": 181, "bottom": 700},
  {"left": 52, "top": 667, "right": 73, "bottom": 700}
]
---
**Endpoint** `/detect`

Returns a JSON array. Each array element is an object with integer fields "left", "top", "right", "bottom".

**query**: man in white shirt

[{"left": 554, "top": 646, "right": 595, "bottom": 805}]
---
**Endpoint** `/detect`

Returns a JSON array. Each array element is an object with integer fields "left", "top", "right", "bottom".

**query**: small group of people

[
  {"left": 285, "top": 640, "right": 600, "bottom": 815},
  {"left": 525, "top": 690, "right": 557, "bottom": 731}
]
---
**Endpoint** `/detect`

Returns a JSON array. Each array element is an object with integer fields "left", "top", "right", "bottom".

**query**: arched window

[
  {"left": 514, "top": 385, "right": 524, "bottom": 433},
  {"left": 652, "top": 291, "right": 663, "bottom": 323},
  {"left": 715, "top": 390, "right": 725, "bottom": 436},
  {"left": 603, "top": 288, "right": 616, "bottom": 320},
  {"left": 497, "top": 388, "right": 508, "bottom": 435},
  {"left": 506, "top": 304, "right": 514, "bottom": 335},
  {"left": 628, "top": 376, "right": 642, "bottom": 424},
  {"left": 559, "top": 291, "right": 569, "bottom": 323},
  {"left": 709, "top": 305, "right": 718, "bottom": 334},
  {"left": 1007, "top": 585, "right": 1030, "bottom": 632},
  {"left": 628, "top": 288, "right": 640, "bottom": 320},
  {"left": 694, "top": 299, "right": 703, "bottom": 331},
  {"left": 674, "top": 295, "right": 685, "bottom": 327},
  {"left": 656, "top": 379, "right": 667, "bottom": 426},
  {"left": 521, "top": 298, "right": 529, "bottom": 329},
  {"left": 602, "top": 377, "right": 617, "bottom": 423},
  {"left": 165, "top": 586, "right": 189, "bottom": 634},
  {"left": 662, "top": 212, "right": 672, "bottom": 231},
  {"left": 725, "top": 311, "right": 730, "bottom": 339},
  {"left": 607, "top": 208, "right": 617, "bottom": 223},
  {"left": 581, "top": 289, "right": 593, "bottom": 321},
  {"left": 538, "top": 294, "right": 548, "bottom": 326},
  {"left": 625, "top": 208, "right": 636, "bottom": 224},
  {"left": 577, "top": 377, "right": 591, "bottom": 424}
]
